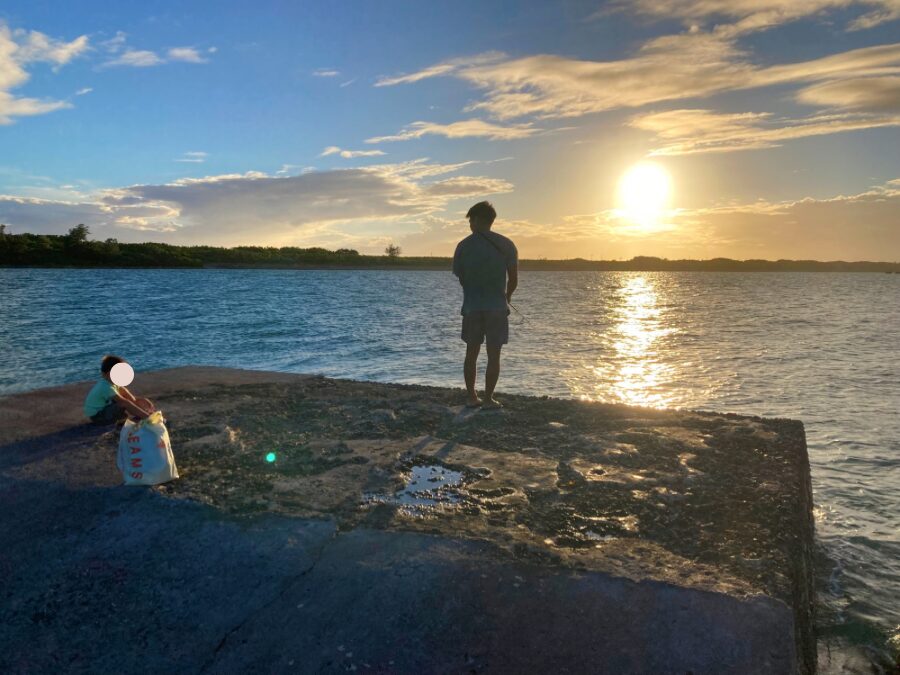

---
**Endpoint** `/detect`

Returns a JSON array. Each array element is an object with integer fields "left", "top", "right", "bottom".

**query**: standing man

[{"left": 452, "top": 201, "right": 518, "bottom": 409}]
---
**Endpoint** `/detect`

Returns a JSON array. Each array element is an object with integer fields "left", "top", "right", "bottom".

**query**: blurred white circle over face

[{"left": 110, "top": 362, "right": 134, "bottom": 387}]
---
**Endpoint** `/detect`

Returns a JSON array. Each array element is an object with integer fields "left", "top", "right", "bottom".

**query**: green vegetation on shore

[{"left": 1, "top": 225, "right": 898, "bottom": 272}]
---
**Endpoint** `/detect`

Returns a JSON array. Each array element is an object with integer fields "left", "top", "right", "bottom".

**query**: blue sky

[{"left": 1, "top": 1, "right": 899, "bottom": 259}]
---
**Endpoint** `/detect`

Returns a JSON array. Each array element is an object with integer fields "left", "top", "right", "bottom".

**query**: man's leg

[
  {"left": 484, "top": 345, "right": 502, "bottom": 405},
  {"left": 464, "top": 342, "right": 482, "bottom": 405},
  {"left": 482, "top": 309, "right": 508, "bottom": 408}
]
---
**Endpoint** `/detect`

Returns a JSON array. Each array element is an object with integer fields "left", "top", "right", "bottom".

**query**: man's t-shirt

[
  {"left": 84, "top": 379, "right": 119, "bottom": 417},
  {"left": 452, "top": 231, "right": 518, "bottom": 315}
]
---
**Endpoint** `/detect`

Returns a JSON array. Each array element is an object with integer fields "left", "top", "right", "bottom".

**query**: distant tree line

[
  {"left": 0, "top": 225, "right": 418, "bottom": 268},
  {"left": 0, "top": 225, "right": 897, "bottom": 272}
]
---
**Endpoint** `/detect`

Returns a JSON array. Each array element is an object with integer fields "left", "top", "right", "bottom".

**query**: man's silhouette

[{"left": 452, "top": 201, "right": 518, "bottom": 409}]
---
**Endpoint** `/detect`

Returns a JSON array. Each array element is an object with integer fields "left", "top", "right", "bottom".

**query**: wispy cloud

[
  {"left": 275, "top": 164, "right": 294, "bottom": 175},
  {"left": 0, "top": 22, "right": 89, "bottom": 124},
  {"left": 607, "top": 0, "right": 900, "bottom": 33},
  {"left": 175, "top": 151, "right": 208, "bottom": 163},
  {"left": 629, "top": 108, "right": 900, "bottom": 154},
  {"left": 375, "top": 52, "right": 506, "bottom": 86},
  {"left": 312, "top": 68, "right": 340, "bottom": 77},
  {"left": 100, "top": 34, "right": 214, "bottom": 68},
  {"left": 320, "top": 146, "right": 387, "bottom": 158},
  {"left": 365, "top": 119, "right": 540, "bottom": 143},
  {"left": 105, "top": 49, "right": 164, "bottom": 67},
  {"left": 797, "top": 75, "right": 900, "bottom": 110},
  {"left": 375, "top": 35, "right": 900, "bottom": 121},
  {"left": 99, "top": 31, "right": 127, "bottom": 54},
  {"left": 74, "top": 87, "right": 93, "bottom": 96}
]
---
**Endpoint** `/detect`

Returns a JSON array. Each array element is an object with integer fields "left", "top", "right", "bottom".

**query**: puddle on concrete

[{"left": 363, "top": 464, "right": 465, "bottom": 516}]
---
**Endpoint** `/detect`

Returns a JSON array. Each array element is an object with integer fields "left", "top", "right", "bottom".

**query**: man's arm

[
  {"left": 506, "top": 240, "right": 518, "bottom": 302},
  {"left": 506, "top": 263, "right": 518, "bottom": 302},
  {"left": 452, "top": 242, "right": 464, "bottom": 285}
]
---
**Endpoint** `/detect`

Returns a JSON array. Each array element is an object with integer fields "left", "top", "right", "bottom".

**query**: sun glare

[{"left": 616, "top": 162, "right": 672, "bottom": 229}]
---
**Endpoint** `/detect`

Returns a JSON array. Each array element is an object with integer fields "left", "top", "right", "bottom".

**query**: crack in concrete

[{"left": 197, "top": 527, "right": 338, "bottom": 673}]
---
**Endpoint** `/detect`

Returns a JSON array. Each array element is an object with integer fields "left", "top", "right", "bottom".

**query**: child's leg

[{"left": 91, "top": 401, "right": 128, "bottom": 425}]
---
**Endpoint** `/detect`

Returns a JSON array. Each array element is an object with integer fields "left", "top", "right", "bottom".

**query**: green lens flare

[{"left": 265, "top": 452, "right": 277, "bottom": 463}]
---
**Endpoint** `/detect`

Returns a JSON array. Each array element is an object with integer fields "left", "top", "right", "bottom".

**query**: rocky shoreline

[{"left": 0, "top": 366, "right": 816, "bottom": 673}]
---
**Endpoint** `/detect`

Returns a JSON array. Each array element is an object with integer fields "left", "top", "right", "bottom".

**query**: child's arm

[
  {"left": 118, "top": 386, "right": 138, "bottom": 403},
  {"left": 114, "top": 393, "right": 152, "bottom": 419}
]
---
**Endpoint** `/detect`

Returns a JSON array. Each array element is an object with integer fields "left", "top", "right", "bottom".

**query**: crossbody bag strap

[{"left": 477, "top": 231, "right": 506, "bottom": 259}]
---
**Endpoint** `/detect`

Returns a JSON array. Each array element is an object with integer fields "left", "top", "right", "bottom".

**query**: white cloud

[
  {"left": 365, "top": 119, "right": 540, "bottom": 143},
  {"left": 0, "top": 92, "right": 71, "bottom": 124},
  {"left": 0, "top": 160, "right": 514, "bottom": 247},
  {"left": 167, "top": 47, "right": 209, "bottom": 64},
  {"left": 75, "top": 87, "right": 93, "bottom": 96},
  {"left": 0, "top": 22, "right": 88, "bottom": 124},
  {"left": 11, "top": 28, "right": 89, "bottom": 67},
  {"left": 312, "top": 68, "right": 340, "bottom": 77},
  {"left": 101, "top": 38, "right": 214, "bottom": 68},
  {"left": 629, "top": 107, "right": 900, "bottom": 154},
  {"left": 320, "top": 146, "right": 387, "bottom": 158},
  {"left": 104, "top": 49, "right": 164, "bottom": 67}
]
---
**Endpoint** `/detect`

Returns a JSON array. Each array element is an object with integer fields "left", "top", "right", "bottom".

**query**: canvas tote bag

[{"left": 117, "top": 411, "right": 179, "bottom": 486}]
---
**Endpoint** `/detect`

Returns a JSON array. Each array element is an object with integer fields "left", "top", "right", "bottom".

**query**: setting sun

[{"left": 617, "top": 162, "right": 672, "bottom": 229}]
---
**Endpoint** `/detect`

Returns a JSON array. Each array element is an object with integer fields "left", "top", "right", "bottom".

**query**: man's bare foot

[
  {"left": 482, "top": 397, "right": 503, "bottom": 410},
  {"left": 465, "top": 395, "right": 483, "bottom": 408}
]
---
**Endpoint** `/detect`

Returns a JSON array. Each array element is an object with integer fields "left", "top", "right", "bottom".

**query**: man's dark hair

[
  {"left": 100, "top": 354, "right": 125, "bottom": 374},
  {"left": 466, "top": 201, "right": 497, "bottom": 228}
]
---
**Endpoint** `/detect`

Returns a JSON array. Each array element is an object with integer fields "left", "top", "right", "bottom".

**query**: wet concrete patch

[{"left": 363, "top": 463, "right": 465, "bottom": 516}]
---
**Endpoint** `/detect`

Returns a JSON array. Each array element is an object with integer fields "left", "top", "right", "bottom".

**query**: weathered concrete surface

[{"left": 0, "top": 366, "right": 817, "bottom": 674}]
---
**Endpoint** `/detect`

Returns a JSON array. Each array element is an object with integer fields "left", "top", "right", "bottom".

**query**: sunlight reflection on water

[{"left": 596, "top": 275, "right": 677, "bottom": 408}]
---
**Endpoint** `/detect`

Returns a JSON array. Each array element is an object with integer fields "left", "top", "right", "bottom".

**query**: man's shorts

[
  {"left": 461, "top": 309, "right": 509, "bottom": 347},
  {"left": 90, "top": 400, "right": 127, "bottom": 426}
]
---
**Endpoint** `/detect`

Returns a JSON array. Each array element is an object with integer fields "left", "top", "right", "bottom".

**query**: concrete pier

[{"left": 0, "top": 367, "right": 816, "bottom": 673}]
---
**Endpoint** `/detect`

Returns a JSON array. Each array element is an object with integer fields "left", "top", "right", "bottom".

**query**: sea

[{"left": 1, "top": 268, "right": 898, "bottom": 671}]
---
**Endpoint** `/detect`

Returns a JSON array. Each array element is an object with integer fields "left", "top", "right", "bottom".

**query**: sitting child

[{"left": 84, "top": 355, "right": 156, "bottom": 425}]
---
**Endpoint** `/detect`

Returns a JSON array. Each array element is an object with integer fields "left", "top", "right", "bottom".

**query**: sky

[{"left": 1, "top": 0, "right": 899, "bottom": 260}]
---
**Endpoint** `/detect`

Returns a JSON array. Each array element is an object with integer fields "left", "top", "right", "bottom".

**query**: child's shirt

[{"left": 84, "top": 379, "right": 120, "bottom": 417}]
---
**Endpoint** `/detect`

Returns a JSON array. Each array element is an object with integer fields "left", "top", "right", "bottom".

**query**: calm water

[{"left": 2, "top": 268, "right": 898, "bottom": 667}]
